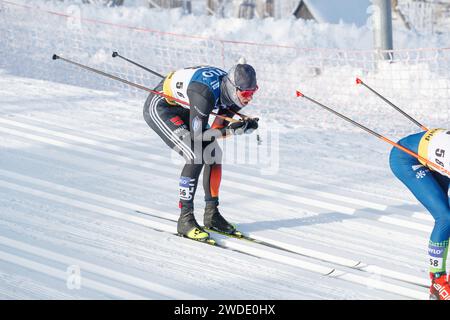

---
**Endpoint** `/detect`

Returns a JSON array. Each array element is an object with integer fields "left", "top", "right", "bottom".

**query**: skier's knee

[{"left": 203, "top": 141, "right": 222, "bottom": 165}]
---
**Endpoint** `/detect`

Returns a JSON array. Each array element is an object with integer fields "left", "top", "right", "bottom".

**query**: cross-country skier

[
  {"left": 390, "top": 128, "right": 450, "bottom": 300},
  {"left": 143, "top": 62, "right": 259, "bottom": 242}
]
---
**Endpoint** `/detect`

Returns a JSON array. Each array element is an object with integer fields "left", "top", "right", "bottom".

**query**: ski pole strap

[
  {"left": 296, "top": 90, "right": 450, "bottom": 177},
  {"left": 356, "top": 78, "right": 428, "bottom": 131},
  {"left": 52, "top": 54, "right": 238, "bottom": 123}
]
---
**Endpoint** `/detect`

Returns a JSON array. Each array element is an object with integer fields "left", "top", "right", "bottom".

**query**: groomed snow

[{"left": 0, "top": 0, "right": 445, "bottom": 300}]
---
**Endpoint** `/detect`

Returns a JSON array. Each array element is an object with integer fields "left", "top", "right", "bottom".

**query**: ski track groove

[
  {"left": 3, "top": 190, "right": 390, "bottom": 299},
  {"left": 0, "top": 174, "right": 428, "bottom": 298},
  {"left": 0, "top": 118, "right": 433, "bottom": 228},
  {"left": 0, "top": 269, "right": 87, "bottom": 300},
  {"left": 0, "top": 142, "right": 428, "bottom": 276},
  {"left": 0, "top": 161, "right": 428, "bottom": 261},
  {"left": 4, "top": 114, "right": 426, "bottom": 207},
  {"left": 0, "top": 125, "right": 432, "bottom": 245},
  {"left": 0, "top": 169, "right": 426, "bottom": 266},
  {"left": 0, "top": 249, "right": 149, "bottom": 299},
  {"left": 4, "top": 114, "right": 426, "bottom": 221},
  {"left": 0, "top": 109, "right": 432, "bottom": 299},
  {"left": 0, "top": 233, "right": 203, "bottom": 300},
  {"left": 0, "top": 178, "right": 385, "bottom": 299}
]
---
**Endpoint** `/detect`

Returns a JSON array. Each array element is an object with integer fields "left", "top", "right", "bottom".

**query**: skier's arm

[
  {"left": 187, "top": 82, "right": 224, "bottom": 141},
  {"left": 211, "top": 108, "right": 238, "bottom": 129},
  {"left": 187, "top": 82, "right": 257, "bottom": 140}
]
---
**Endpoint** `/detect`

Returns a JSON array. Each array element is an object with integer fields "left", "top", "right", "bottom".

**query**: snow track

[{"left": 0, "top": 74, "right": 434, "bottom": 299}]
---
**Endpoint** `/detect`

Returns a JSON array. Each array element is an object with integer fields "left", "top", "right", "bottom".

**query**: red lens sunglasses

[{"left": 237, "top": 85, "right": 259, "bottom": 99}]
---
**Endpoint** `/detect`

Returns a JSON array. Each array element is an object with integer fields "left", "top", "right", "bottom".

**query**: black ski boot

[
  {"left": 203, "top": 200, "right": 237, "bottom": 235},
  {"left": 177, "top": 202, "right": 210, "bottom": 241}
]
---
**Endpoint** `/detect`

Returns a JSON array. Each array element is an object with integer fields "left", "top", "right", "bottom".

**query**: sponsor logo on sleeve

[
  {"left": 429, "top": 246, "right": 445, "bottom": 257},
  {"left": 192, "top": 116, "right": 201, "bottom": 131},
  {"left": 194, "top": 105, "right": 208, "bottom": 117},
  {"left": 211, "top": 80, "right": 220, "bottom": 90},
  {"left": 170, "top": 116, "right": 184, "bottom": 126}
]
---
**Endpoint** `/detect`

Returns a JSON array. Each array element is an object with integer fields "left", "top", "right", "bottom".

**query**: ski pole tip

[
  {"left": 52, "top": 54, "right": 59, "bottom": 60},
  {"left": 356, "top": 77, "right": 363, "bottom": 85},
  {"left": 296, "top": 90, "right": 304, "bottom": 97},
  {"left": 112, "top": 51, "right": 118, "bottom": 58}
]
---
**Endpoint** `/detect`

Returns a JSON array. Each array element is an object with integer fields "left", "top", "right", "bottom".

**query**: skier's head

[{"left": 221, "top": 59, "right": 258, "bottom": 108}]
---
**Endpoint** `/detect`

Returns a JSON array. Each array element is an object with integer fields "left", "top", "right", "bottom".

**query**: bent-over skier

[
  {"left": 390, "top": 128, "right": 450, "bottom": 300},
  {"left": 143, "top": 62, "right": 259, "bottom": 242}
]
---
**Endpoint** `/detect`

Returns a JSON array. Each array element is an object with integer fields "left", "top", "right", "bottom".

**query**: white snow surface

[
  {"left": 0, "top": 71, "right": 434, "bottom": 300},
  {"left": 0, "top": 0, "right": 444, "bottom": 300}
]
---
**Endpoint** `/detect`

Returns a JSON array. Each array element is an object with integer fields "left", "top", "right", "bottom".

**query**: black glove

[
  {"left": 244, "top": 118, "right": 259, "bottom": 134},
  {"left": 227, "top": 118, "right": 259, "bottom": 135}
]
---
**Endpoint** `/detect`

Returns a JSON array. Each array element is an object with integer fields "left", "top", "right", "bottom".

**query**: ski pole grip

[
  {"left": 112, "top": 51, "right": 118, "bottom": 58},
  {"left": 52, "top": 54, "right": 60, "bottom": 60}
]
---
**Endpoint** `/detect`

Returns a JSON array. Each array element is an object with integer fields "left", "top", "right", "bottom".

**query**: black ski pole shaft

[
  {"left": 295, "top": 90, "right": 383, "bottom": 139},
  {"left": 112, "top": 51, "right": 165, "bottom": 79},
  {"left": 52, "top": 54, "right": 161, "bottom": 97},
  {"left": 295, "top": 90, "right": 450, "bottom": 177},
  {"left": 52, "top": 54, "right": 238, "bottom": 123},
  {"left": 356, "top": 78, "right": 428, "bottom": 131}
]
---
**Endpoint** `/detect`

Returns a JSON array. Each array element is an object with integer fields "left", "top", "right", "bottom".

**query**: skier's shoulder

[
  {"left": 421, "top": 128, "right": 450, "bottom": 142},
  {"left": 186, "top": 66, "right": 226, "bottom": 101},
  {"left": 189, "top": 65, "right": 227, "bottom": 80},
  {"left": 189, "top": 66, "right": 226, "bottom": 89},
  {"left": 418, "top": 128, "right": 448, "bottom": 151},
  {"left": 172, "top": 65, "right": 226, "bottom": 81}
]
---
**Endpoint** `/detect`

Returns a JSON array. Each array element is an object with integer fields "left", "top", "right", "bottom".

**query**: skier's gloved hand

[
  {"left": 227, "top": 118, "right": 259, "bottom": 135},
  {"left": 244, "top": 117, "right": 259, "bottom": 134},
  {"left": 227, "top": 121, "right": 247, "bottom": 135}
]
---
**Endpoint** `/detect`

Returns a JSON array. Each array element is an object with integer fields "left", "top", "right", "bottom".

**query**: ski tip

[
  {"left": 295, "top": 90, "right": 304, "bottom": 97},
  {"left": 112, "top": 51, "right": 118, "bottom": 58},
  {"left": 233, "top": 231, "right": 243, "bottom": 238},
  {"left": 355, "top": 77, "right": 363, "bottom": 85},
  {"left": 177, "top": 232, "right": 216, "bottom": 246},
  {"left": 52, "top": 54, "right": 59, "bottom": 60}
]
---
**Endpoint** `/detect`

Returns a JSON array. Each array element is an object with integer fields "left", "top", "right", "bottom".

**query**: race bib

[{"left": 418, "top": 128, "right": 450, "bottom": 178}]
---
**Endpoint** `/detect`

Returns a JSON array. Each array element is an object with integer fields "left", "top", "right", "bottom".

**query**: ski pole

[
  {"left": 52, "top": 54, "right": 238, "bottom": 123},
  {"left": 356, "top": 78, "right": 428, "bottom": 131},
  {"left": 295, "top": 90, "right": 450, "bottom": 177},
  {"left": 112, "top": 51, "right": 165, "bottom": 79}
]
